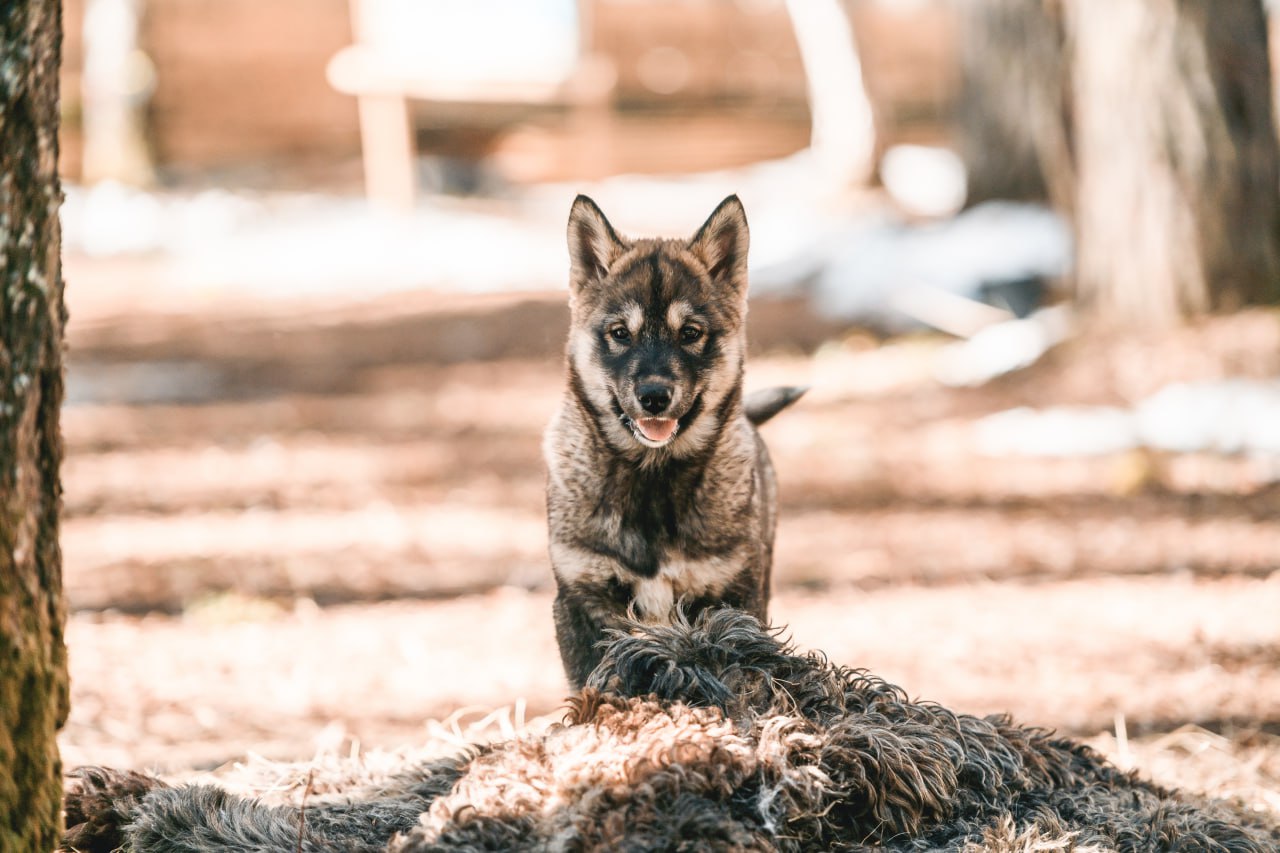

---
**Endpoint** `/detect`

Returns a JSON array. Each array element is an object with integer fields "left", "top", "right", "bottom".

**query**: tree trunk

[
  {"left": 81, "top": 0, "right": 155, "bottom": 184},
  {"left": 1068, "top": 0, "right": 1280, "bottom": 323},
  {"left": 0, "top": 0, "right": 71, "bottom": 849},
  {"left": 785, "top": 0, "right": 878, "bottom": 188},
  {"left": 957, "top": 0, "right": 1073, "bottom": 210}
]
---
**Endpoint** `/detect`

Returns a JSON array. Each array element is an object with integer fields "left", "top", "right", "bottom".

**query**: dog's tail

[{"left": 744, "top": 386, "right": 808, "bottom": 426}]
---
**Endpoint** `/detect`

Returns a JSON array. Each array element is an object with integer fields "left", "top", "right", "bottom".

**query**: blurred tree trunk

[
  {"left": 0, "top": 0, "right": 71, "bottom": 850},
  {"left": 1067, "top": 0, "right": 1280, "bottom": 323},
  {"left": 957, "top": 0, "right": 1073, "bottom": 210},
  {"left": 786, "top": 0, "right": 878, "bottom": 187},
  {"left": 81, "top": 0, "right": 155, "bottom": 184}
]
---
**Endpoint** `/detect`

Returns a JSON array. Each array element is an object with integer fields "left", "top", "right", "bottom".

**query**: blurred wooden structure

[
  {"left": 79, "top": 0, "right": 155, "bottom": 185},
  {"left": 139, "top": 0, "right": 360, "bottom": 178},
  {"left": 327, "top": 0, "right": 615, "bottom": 208},
  {"left": 58, "top": 0, "right": 967, "bottom": 185}
]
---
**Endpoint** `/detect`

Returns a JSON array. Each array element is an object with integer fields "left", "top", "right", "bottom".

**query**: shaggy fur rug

[{"left": 63, "top": 610, "right": 1279, "bottom": 852}]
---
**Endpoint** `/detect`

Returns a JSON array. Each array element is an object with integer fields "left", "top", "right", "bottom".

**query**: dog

[{"left": 543, "top": 193, "right": 805, "bottom": 689}]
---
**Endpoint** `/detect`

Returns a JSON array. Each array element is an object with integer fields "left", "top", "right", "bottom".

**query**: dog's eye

[
  {"left": 609, "top": 326, "right": 631, "bottom": 344},
  {"left": 680, "top": 325, "right": 704, "bottom": 344}
]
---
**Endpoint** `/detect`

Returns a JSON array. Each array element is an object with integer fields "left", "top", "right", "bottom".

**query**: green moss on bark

[{"left": 0, "top": 1, "right": 70, "bottom": 849}]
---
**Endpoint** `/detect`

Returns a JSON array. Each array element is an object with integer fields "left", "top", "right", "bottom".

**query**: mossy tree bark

[
  {"left": 1067, "top": 0, "right": 1280, "bottom": 323},
  {"left": 1, "top": 0, "right": 71, "bottom": 849}
]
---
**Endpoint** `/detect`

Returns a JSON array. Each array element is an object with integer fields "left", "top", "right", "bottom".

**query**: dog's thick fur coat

[
  {"left": 545, "top": 194, "right": 803, "bottom": 688},
  {"left": 64, "top": 611, "right": 1278, "bottom": 853}
]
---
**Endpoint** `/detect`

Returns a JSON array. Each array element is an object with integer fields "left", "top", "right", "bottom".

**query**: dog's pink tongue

[{"left": 637, "top": 418, "right": 678, "bottom": 443}]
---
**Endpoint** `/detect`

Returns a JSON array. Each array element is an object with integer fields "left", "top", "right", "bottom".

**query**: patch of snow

[
  {"left": 756, "top": 201, "right": 1072, "bottom": 332},
  {"left": 880, "top": 145, "right": 966, "bottom": 218},
  {"left": 1136, "top": 381, "right": 1280, "bottom": 455},
  {"left": 974, "top": 379, "right": 1280, "bottom": 458},
  {"left": 974, "top": 406, "right": 1138, "bottom": 458},
  {"left": 935, "top": 306, "right": 1073, "bottom": 387}
]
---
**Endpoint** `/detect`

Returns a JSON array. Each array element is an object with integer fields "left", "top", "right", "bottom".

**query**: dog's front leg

[
  {"left": 551, "top": 571, "right": 637, "bottom": 690},
  {"left": 552, "top": 586, "right": 607, "bottom": 691}
]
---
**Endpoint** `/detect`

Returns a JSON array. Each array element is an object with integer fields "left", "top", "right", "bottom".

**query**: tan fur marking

[
  {"left": 632, "top": 577, "right": 675, "bottom": 623},
  {"left": 548, "top": 540, "right": 597, "bottom": 586},
  {"left": 568, "top": 330, "right": 618, "bottom": 423},
  {"left": 624, "top": 301, "right": 644, "bottom": 335},
  {"left": 665, "top": 299, "right": 693, "bottom": 332},
  {"left": 661, "top": 554, "right": 744, "bottom": 597},
  {"left": 633, "top": 555, "right": 746, "bottom": 624}
]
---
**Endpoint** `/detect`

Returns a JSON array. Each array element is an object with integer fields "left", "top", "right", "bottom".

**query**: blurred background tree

[
  {"left": 957, "top": 0, "right": 1071, "bottom": 210},
  {"left": 961, "top": 0, "right": 1280, "bottom": 324},
  {"left": 1068, "top": 0, "right": 1280, "bottom": 324},
  {"left": 0, "top": 0, "right": 71, "bottom": 847}
]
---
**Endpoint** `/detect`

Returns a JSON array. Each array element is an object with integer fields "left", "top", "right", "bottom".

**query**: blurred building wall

[
  {"left": 60, "top": 0, "right": 358, "bottom": 181},
  {"left": 58, "top": 0, "right": 963, "bottom": 184},
  {"left": 596, "top": 0, "right": 808, "bottom": 105},
  {"left": 143, "top": 0, "right": 360, "bottom": 175},
  {"left": 851, "top": 0, "right": 957, "bottom": 146}
]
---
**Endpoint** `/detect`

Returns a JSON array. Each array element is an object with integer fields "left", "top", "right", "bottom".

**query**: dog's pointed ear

[
  {"left": 567, "top": 195, "right": 626, "bottom": 293},
  {"left": 688, "top": 195, "right": 749, "bottom": 293}
]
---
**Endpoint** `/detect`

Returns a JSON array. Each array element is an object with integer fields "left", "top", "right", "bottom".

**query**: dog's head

[{"left": 564, "top": 194, "right": 750, "bottom": 456}]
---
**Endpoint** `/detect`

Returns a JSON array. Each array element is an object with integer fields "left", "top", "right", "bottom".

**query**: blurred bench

[{"left": 327, "top": 0, "right": 615, "bottom": 209}]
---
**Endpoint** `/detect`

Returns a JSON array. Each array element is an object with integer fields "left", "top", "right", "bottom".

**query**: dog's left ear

[
  {"left": 689, "top": 195, "right": 749, "bottom": 295},
  {"left": 567, "top": 194, "right": 626, "bottom": 294}
]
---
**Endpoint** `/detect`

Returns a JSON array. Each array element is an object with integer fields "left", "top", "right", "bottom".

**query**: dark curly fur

[
  {"left": 63, "top": 610, "right": 1280, "bottom": 852},
  {"left": 62, "top": 756, "right": 471, "bottom": 853},
  {"left": 63, "top": 767, "right": 164, "bottom": 853}
]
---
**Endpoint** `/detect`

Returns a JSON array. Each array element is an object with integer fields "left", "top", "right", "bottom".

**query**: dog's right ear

[{"left": 567, "top": 195, "right": 625, "bottom": 293}]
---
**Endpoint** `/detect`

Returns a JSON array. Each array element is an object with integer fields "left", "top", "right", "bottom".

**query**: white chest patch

[
  {"left": 630, "top": 556, "right": 743, "bottom": 623},
  {"left": 632, "top": 577, "right": 676, "bottom": 622}
]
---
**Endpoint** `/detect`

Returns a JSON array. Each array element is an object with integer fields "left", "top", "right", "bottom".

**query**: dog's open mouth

[
  {"left": 634, "top": 417, "right": 678, "bottom": 444},
  {"left": 617, "top": 408, "right": 682, "bottom": 448},
  {"left": 614, "top": 393, "right": 701, "bottom": 449}
]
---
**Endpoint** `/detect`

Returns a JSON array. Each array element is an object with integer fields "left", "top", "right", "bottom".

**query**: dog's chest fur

[
  {"left": 546, "top": 406, "right": 766, "bottom": 621},
  {"left": 595, "top": 455, "right": 753, "bottom": 616},
  {"left": 592, "top": 453, "right": 749, "bottom": 577}
]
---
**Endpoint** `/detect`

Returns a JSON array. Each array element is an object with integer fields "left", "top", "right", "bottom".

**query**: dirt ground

[{"left": 57, "top": 288, "right": 1280, "bottom": 820}]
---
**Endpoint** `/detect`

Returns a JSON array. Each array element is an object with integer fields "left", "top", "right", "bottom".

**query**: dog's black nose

[{"left": 637, "top": 383, "right": 673, "bottom": 415}]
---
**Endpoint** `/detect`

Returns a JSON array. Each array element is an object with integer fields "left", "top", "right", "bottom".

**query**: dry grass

[
  {"left": 1089, "top": 724, "right": 1280, "bottom": 822},
  {"left": 188, "top": 704, "right": 563, "bottom": 805},
  {"left": 103, "top": 702, "right": 1278, "bottom": 847},
  {"left": 60, "top": 576, "right": 1279, "bottom": 771},
  {"left": 58, "top": 295, "right": 1280, "bottom": 832}
]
